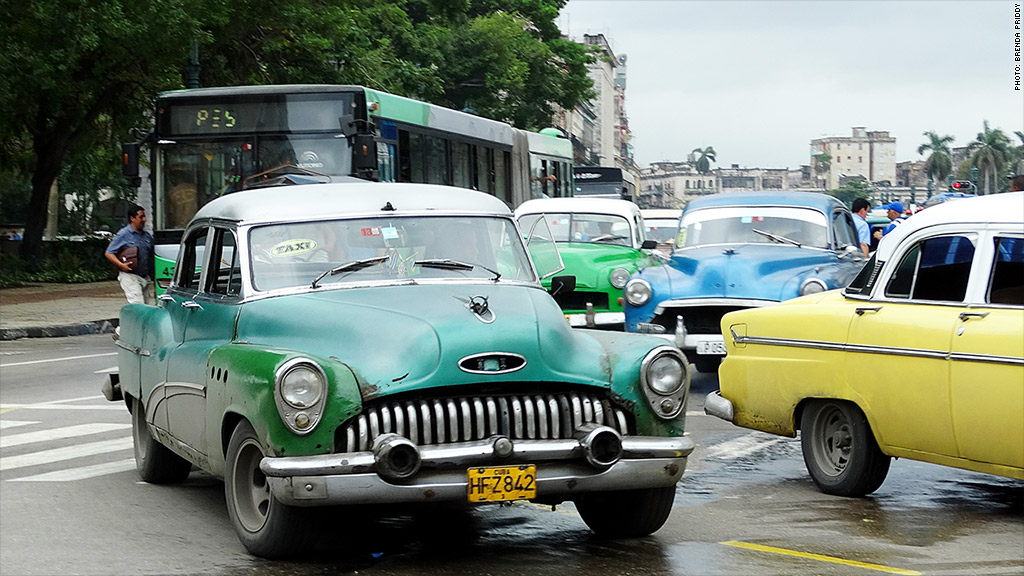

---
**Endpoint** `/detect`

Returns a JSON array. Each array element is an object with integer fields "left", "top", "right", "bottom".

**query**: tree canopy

[
  {"left": 917, "top": 131, "right": 954, "bottom": 184},
  {"left": 0, "top": 0, "right": 593, "bottom": 263}
]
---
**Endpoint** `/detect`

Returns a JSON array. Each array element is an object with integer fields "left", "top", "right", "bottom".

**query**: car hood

[
  {"left": 654, "top": 244, "right": 843, "bottom": 301},
  {"left": 548, "top": 244, "right": 650, "bottom": 289},
  {"left": 234, "top": 284, "right": 617, "bottom": 399}
]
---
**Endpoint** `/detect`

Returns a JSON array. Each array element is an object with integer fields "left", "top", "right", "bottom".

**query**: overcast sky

[{"left": 558, "top": 1, "right": 1023, "bottom": 170}]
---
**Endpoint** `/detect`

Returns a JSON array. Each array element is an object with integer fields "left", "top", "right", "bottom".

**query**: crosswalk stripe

[
  {"left": 0, "top": 438, "right": 133, "bottom": 471},
  {"left": 0, "top": 420, "right": 40, "bottom": 430},
  {"left": 0, "top": 423, "right": 131, "bottom": 448},
  {"left": 0, "top": 404, "right": 124, "bottom": 411},
  {"left": 9, "top": 459, "right": 137, "bottom": 482}
]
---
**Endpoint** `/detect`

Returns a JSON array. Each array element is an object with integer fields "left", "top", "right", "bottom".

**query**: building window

[
  {"left": 859, "top": 156, "right": 863, "bottom": 163},
  {"left": 836, "top": 156, "right": 841, "bottom": 163},
  {"left": 685, "top": 181, "right": 690, "bottom": 189},
  {"left": 836, "top": 143, "right": 841, "bottom": 150}
]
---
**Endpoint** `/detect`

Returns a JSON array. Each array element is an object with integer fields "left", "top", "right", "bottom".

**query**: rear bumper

[
  {"left": 261, "top": 434, "right": 694, "bottom": 506},
  {"left": 703, "top": 390, "right": 735, "bottom": 422}
]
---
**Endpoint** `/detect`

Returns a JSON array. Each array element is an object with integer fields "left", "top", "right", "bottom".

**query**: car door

[
  {"left": 162, "top": 225, "right": 216, "bottom": 460},
  {"left": 845, "top": 233, "right": 976, "bottom": 457},
  {"left": 949, "top": 233, "right": 1024, "bottom": 469}
]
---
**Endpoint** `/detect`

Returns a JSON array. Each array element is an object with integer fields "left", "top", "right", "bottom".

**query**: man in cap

[{"left": 881, "top": 201, "right": 906, "bottom": 236}]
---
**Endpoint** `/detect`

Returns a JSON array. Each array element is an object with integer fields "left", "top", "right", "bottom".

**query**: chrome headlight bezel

[
  {"left": 274, "top": 358, "right": 328, "bottom": 435},
  {"left": 639, "top": 346, "right": 689, "bottom": 419},
  {"left": 609, "top": 268, "right": 630, "bottom": 289},
  {"left": 800, "top": 278, "right": 828, "bottom": 296},
  {"left": 624, "top": 278, "right": 652, "bottom": 306}
]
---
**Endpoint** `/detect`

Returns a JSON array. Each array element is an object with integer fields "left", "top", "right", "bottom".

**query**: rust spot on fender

[{"left": 423, "top": 489, "right": 436, "bottom": 498}]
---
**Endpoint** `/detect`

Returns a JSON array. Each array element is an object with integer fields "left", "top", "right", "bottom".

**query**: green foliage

[
  {"left": 692, "top": 146, "right": 717, "bottom": 174},
  {"left": 966, "top": 121, "right": 1012, "bottom": 194},
  {"left": 917, "top": 131, "right": 954, "bottom": 184},
  {"left": 827, "top": 177, "right": 873, "bottom": 208},
  {"left": 0, "top": 238, "right": 114, "bottom": 287},
  {"left": 1, "top": 0, "right": 591, "bottom": 267}
]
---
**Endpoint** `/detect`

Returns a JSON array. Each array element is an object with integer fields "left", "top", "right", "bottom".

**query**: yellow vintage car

[{"left": 707, "top": 192, "right": 1024, "bottom": 496}]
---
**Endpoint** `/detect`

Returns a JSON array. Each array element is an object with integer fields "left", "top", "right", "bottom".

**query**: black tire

[
  {"left": 131, "top": 396, "right": 192, "bottom": 484},
  {"left": 575, "top": 486, "right": 676, "bottom": 538},
  {"left": 800, "top": 399, "right": 891, "bottom": 497},
  {"left": 224, "top": 420, "right": 307, "bottom": 559}
]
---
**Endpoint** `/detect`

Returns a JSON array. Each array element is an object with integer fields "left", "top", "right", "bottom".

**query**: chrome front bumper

[{"left": 261, "top": 433, "right": 694, "bottom": 506}]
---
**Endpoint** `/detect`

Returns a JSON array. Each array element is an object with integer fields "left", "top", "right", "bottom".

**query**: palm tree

[
  {"left": 917, "top": 131, "right": 954, "bottom": 184},
  {"left": 967, "top": 121, "right": 1011, "bottom": 194},
  {"left": 813, "top": 150, "right": 831, "bottom": 188},
  {"left": 691, "top": 146, "right": 716, "bottom": 174}
]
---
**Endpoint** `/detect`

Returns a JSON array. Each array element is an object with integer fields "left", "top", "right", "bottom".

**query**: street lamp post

[{"left": 970, "top": 166, "right": 979, "bottom": 194}]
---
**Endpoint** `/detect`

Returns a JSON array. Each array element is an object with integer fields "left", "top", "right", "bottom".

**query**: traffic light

[{"left": 951, "top": 180, "right": 975, "bottom": 192}]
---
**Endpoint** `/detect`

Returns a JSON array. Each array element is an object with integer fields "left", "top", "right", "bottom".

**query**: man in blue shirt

[
  {"left": 105, "top": 204, "right": 154, "bottom": 304},
  {"left": 881, "top": 201, "right": 906, "bottom": 236},
  {"left": 851, "top": 197, "right": 871, "bottom": 257}
]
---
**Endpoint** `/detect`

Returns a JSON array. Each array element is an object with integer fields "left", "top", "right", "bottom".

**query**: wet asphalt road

[{"left": 1, "top": 334, "right": 1021, "bottom": 575}]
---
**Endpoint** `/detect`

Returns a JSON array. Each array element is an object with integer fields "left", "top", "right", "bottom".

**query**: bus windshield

[{"left": 158, "top": 135, "right": 352, "bottom": 229}]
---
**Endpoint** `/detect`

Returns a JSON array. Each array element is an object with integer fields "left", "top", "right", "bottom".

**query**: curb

[{"left": 0, "top": 318, "right": 119, "bottom": 341}]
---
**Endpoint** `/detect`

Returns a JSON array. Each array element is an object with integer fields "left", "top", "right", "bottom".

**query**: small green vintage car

[
  {"left": 515, "top": 198, "right": 660, "bottom": 328},
  {"left": 103, "top": 182, "right": 694, "bottom": 558}
]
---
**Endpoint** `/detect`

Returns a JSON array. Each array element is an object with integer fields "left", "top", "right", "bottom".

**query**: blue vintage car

[
  {"left": 623, "top": 192, "right": 868, "bottom": 372},
  {"left": 102, "top": 182, "right": 695, "bottom": 558}
]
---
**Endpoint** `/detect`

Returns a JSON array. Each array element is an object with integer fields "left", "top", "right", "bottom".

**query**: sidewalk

[{"left": 0, "top": 281, "right": 125, "bottom": 340}]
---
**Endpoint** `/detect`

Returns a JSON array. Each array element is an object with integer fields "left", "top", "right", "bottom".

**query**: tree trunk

[{"left": 20, "top": 128, "right": 70, "bottom": 267}]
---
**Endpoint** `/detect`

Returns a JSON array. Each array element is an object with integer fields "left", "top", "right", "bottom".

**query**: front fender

[{"left": 208, "top": 344, "right": 363, "bottom": 466}]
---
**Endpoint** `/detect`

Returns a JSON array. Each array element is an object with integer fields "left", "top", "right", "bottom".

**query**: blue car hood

[
  {"left": 234, "top": 284, "right": 614, "bottom": 398},
  {"left": 659, "top": 244, "right": 842, "bottom": 301}
]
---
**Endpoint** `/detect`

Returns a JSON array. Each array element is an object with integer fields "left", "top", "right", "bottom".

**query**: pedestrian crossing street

[{"left": 0, "top": 401, "right": 788, "bottom": 483}]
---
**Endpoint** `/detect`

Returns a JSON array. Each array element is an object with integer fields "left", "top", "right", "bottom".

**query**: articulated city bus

[
  {"left": 121, "top": 85, "right": 573, "bottom": 291},
  {"left": 572, "top": 166, "right": 637, "bottom": 202}
]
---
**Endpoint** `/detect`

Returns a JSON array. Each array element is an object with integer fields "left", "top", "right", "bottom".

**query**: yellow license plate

[{"left": 467, "top": 465, "right": 537, "bottom": 502}]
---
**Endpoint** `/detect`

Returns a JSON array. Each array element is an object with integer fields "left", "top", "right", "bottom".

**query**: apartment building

[{"left": 810, "top": 127, "right": 897, "bottom": 189}]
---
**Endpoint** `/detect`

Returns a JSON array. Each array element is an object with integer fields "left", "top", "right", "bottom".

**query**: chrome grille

[{"left": 336, "top": 392, "right": 632, "bottom": 452}]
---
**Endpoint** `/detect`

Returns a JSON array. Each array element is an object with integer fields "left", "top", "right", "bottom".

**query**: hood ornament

[{"left": 455, "top": 295, "right": 495, "bottom": 324}]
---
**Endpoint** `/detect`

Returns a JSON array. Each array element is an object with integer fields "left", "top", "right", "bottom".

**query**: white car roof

[
  {"left": 515, "top": 197, "right": 642, "bottom": 220},
  {"left": 193, "top": 182, "right": 513, "bottom": 224},
  {"left": 875, "top": 192, "right": 1024, "bottom": 261}
]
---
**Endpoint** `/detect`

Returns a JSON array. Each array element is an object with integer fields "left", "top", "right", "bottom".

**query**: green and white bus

[{"left": 122, "top": 84, "right": 574, "bottom": 291}]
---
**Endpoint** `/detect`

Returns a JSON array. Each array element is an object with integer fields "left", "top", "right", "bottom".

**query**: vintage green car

[
  {"left": 515, "top": 198, "right": 660, "bottom": 328},
  {"left": 103, "top": 182, "right": 694, "bottom": 558}
]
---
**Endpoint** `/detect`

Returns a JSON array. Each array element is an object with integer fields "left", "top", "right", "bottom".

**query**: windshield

[
  {"left": 678, "top": 206, "right": 828, "bottom": 248},
  {"left": 248, "top": 216, "right": 535, "bottom": 291},
  {"left": 156, "top": 135, "right": 352, "bottom": 229},
  {"left": 517, "top": 213, "right": 633, "bottom": 247},
  {"left": 644, "top": 219, "right": 679, "bottom": 244}
]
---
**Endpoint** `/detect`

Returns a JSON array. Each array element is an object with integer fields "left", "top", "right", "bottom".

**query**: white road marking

[
  {"left": 0, "top": 352, "right": 117, "bottom": 368},
  {"left": 702, "top": 432, "right": 789, "bottom": 459},
  {"left": 0, "top": 437, "right": 133, "bottom": 471},
  {"left": 0, "top": 423, "right": 131, "bottom": 448},
  {"left": 0, "top": 404, "right": 124, "bottom": 411},
  {"left": 94, "top": 366, "right": 119, "bottom": 374},
  {"left": 0, "top": 420, "right": 40, "bottom": 430},
  {"left": 9, "top": 459, "right": 137, "bottom": 482},
  {"left": 686, "top": 411, "right": 704, "bottom": 417}
]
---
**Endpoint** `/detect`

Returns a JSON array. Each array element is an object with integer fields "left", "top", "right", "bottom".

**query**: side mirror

[
  {"left": 549, "top": 275, "right": 576, "bottom": 296},
  {"left": 640, "top": 239, "right": 658, "bottom": 250},
  {"left": 351, "top": 133, "right": 378, "bottom": 179}
]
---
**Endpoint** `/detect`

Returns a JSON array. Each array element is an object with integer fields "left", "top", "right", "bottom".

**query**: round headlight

[
  {"left": 624, "top": 278, "right": 652, "bottom": 306},
  {"left": 609, "top": 268, "right": 630, "bottom": 289},
  {"left": 280, "top": 365, "right": 324, "bottom": 409},
  {"left": 800, "top": 278, "right": 828, "bottom": 296},
  {"left": 647, "top": 354, "right": 685, "bottom": 395}
]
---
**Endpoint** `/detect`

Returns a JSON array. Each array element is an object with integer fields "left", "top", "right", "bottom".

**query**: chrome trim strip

[
  {"left": 654, "top": 298, "right": 775, "bottom": 313},
  {"left": 735, "top": 333, "right": 1024, "bottom": 366},
  {"left": 566, "top": 312, "right": 625, "bottom": 327},
  {"left": 163, "top": 381, "right": 207, "bottom": 397},
  {"left": 457, "top": 352, "right": 528, "bottom": 375},
  {"left": 113, "top": 337, "right": 151, "bottom": 357}
]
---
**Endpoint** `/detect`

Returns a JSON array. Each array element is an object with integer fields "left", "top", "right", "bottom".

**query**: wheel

[
  {"left": 131, "top": 396, "right": 192, "bottom": 484},
  {"left": 224, "top": 420, "right": 307, "bottom": 558},
  {"left": 574, "top": 486, "right": 676, "bottom": 538},
  {"left": 800, "top": 399, "right": 891, "bottom": 497}
]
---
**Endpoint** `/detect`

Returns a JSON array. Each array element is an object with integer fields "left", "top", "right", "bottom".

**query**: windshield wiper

[
  {"left": 415, "top": 258, "right": 501, "bottom": 281},
  {"left": 751, "top": 228, "right": 802, "bottom": 247},
  {"left": 590, "top": 233, "right": 628, "bottom": 244},
  {"left": 311, "top": 256, "right": 389, "bottom": 288}
]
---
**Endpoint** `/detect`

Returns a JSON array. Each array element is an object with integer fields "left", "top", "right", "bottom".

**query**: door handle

[
  {"left": 157, "top": 295, "right": 175, "bottom": 303},
  {"left": 855, "top": 306, "right": 882, "bottom": 315},
  {"left": 181, "top": 300, "right": 203, "bottom": 310},
  {"left": 958, "top": 311, "right": 989, "bottom": 321}
]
